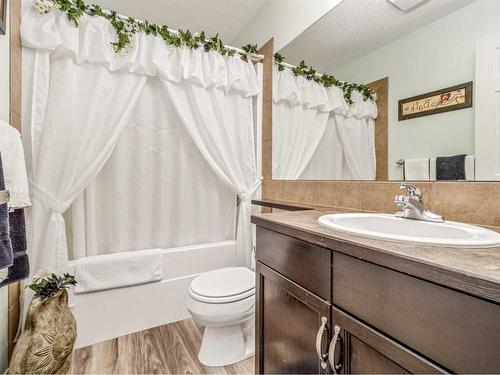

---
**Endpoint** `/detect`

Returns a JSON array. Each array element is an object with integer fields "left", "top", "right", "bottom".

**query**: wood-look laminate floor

[{"left": 70, "top": 319, "right": 255, "bottom": 374}]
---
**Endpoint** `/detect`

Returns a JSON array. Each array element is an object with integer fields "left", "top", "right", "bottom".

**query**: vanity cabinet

[
  {"left": 256, "top": 262, "right": 330, "bottom": 374},
  {"left": 254, "top": 225, "right": 500, "bottom": 374}
]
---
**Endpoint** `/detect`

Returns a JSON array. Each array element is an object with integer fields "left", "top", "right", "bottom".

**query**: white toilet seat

[
  {"left": 189, "top": 287, "right": 255, "bottom": 304},
  {"left": 190, "top": 267, "right": 255, "bottom": 301}
]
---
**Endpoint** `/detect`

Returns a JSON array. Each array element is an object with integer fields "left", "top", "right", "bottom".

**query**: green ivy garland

[
  {"left": 274, "top": 53, "right": 374, "bottom": 105},
  {"left": 35, "top": 0, "right": 259, "bottom": 61},
  {"left": 35, "top": 0, "right": 372, "bottom": 105}
]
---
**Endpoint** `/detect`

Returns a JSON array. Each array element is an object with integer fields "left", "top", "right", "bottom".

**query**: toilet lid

[{"left": 190, "top": 267, "right": 255, "bottom": 299}]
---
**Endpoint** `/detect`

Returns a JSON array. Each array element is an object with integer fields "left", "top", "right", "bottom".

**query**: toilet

[{"left": 187, "top": 267, "right": 255, "bottom": 367}]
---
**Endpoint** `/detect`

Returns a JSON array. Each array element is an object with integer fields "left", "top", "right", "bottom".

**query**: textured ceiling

[
  {"left": 279, "top": 0, "right": 477, "bottom": 72},
  {"left": 92, "top": 0, "right": 268, "bottom": 44}
]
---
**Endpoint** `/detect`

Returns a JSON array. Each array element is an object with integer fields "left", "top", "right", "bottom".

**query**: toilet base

[{"left": 198, "top": 319, "right": 255, "bottom": 367}]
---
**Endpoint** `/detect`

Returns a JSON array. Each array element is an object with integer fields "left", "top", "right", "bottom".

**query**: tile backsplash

[{"left": 263, "top": 180, "right": 500, "bottom": 229}]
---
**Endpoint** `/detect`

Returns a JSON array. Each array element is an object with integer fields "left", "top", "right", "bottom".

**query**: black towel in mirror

[{"left": 436, "top": 154, "right": 466, "bottom": 180}]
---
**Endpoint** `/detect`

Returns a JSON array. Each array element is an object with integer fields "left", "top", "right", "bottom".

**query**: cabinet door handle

[
  {"left": 315, "top": 316, "right": 328, "bottom": 369},
  {"left": 328, "top": 325, "right": 343, "bottom": 374}
]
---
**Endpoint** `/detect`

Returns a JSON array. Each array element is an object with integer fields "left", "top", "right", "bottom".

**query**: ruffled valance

[
  {"left": 21, "top": 7, "right": 260, "bottom": 97},
  {"left": 273, "top": 67, "right": 377, "bottom": 119}
]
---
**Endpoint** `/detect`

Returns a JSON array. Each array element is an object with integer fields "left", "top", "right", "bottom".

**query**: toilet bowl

[{"left": 187, "top": 267, "right": 255, "bottom": 367}]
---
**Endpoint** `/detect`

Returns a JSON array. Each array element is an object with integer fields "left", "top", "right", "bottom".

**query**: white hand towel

[
  {"left": 404, "top": 158, "right": 430, "bottom": 181},
  {"left": 429, "top": 157, "right": 437, "bottom": 181},
  {"left": 74, "top": 249, "right": 163, "bottom": 294},
  {"left": 0, "top": 121, "right": 31, "bottom": 209}
]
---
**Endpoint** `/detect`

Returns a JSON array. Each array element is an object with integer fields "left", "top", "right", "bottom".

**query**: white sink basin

[{"left": 318, "top": 213, "right": 500, "bottom": 247}]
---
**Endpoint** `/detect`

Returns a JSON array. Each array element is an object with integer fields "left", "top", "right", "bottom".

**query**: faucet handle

[{"left": 399, "top": 183, "right": 422, "bottom": 200}]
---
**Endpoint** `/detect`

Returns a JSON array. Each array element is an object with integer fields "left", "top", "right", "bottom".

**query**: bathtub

[{"left": 68, "top": 241, "right": 236, "bottom": 348}]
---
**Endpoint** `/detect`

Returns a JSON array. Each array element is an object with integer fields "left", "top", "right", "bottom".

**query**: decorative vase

[{"left": 9, "top": 289, "right": 77, "bottom": 374}]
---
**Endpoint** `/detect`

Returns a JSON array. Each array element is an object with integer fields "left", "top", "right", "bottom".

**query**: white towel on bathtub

[{"left": 74, "top": 249, "right": 163, "bottom": 294}]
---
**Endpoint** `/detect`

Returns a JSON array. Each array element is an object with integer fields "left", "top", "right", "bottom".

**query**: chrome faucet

[{"left": 394, "top": 183, "right": 444, "bottom": 223}]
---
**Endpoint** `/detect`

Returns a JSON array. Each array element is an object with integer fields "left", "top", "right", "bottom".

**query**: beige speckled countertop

[{"left": 252, "top": 209, "right": 500, "bottom": 304}]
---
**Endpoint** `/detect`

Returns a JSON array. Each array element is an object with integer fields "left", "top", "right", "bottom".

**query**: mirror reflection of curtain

[
  {"left": 273, "top": 66, "right": 378, "bottom": 180},
  {"left": 335, "top": 116, "right": 376, "bottom": 180},
  {"left": 300, "top": 116, "right": 344, "bottom": 180},
  {"left": 334, "top": 90, "right": 377, "bottom": 180},
  {"left": 273, "top": 102, "right": 329, "bottom": 179},
  {"left": 272, "top": 68, "right": 330, "bottom": 179},
  {"left": 334, "top": 122, "right": 376, "bottom": 180}
]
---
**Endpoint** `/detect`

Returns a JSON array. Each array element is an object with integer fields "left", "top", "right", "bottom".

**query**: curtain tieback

[
  {"left": 239, "top": 177, "right": 263, "bottom": 202},
  {"left": 29, "top": 182, "right": 69, "bottom": 213}
]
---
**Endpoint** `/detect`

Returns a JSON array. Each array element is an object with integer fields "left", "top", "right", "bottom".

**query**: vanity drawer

[
  {"left": 332, "top": 252, "right": 500, "bottom": 374},
  {"left": 256, "top": 227, "right": 331, "bottom": 300}
]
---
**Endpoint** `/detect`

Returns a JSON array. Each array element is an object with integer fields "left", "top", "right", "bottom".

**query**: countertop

[{"left": 251, "top": 209, "right": 500, "bottom": 304}]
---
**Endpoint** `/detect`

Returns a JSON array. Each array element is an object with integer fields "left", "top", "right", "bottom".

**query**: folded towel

[
  {"left": 74, "top": 249, "right": 163, "bottom": 294},
  {"left": 404, "top": 158, "right": 430, "bottom": 180},
  {"left": 436, "top": 154, "right": 466, "bottom": 180},
  {"left": 0, "top": 209, "right": 29, "bottom": 287},
  {"left": 0, "top": 153, "right": 13, "bottom": 275},
  {"left": 0, "top": 121, "right": 31, "bottom": 209}
]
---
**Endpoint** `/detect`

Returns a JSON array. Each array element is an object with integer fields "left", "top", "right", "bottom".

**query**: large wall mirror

[{"left": 272, "top": 0, "right": 500, "bottom": 182}]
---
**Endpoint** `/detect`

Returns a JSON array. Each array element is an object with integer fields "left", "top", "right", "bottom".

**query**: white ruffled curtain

[
  {"left": 21, "top": 6, "right": 260, "bottom": 276},
  {"left": 161, "top": 81, "right": 260, "bottom": 267},
  {"left": 272, "top": 66, "right": 378, "bottom": 180},
  {"left": 27, "top": 55, "right": 147, "bottom": 273},
  {"left": 68, "top": 80, "right": 236, "bottom": 259}
]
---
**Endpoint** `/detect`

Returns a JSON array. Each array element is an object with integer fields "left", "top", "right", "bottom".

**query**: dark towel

[
  {"left": 0, "top": 209, "right": 29, "bottom": 287},
  {"left": 436, "top": 154, "right": 466, "bottom": 180},
  {"left": 0, "top": 152, "right": 13, "bottom": 270}
]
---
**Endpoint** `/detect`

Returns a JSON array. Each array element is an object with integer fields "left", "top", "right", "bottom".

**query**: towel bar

[{"left": 0, "top": 190, "right": 10, "bottom": 205}]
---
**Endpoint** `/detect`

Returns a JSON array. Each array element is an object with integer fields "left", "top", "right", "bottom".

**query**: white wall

[
  {"left": 0, "top": 4, "right": 10, "bottom": 372},
  {"left": 332, "top": 0, "right": 500, "bottom": 180},
  {"left": 231, "top": 0, "right": 341, "bottom": 51},
  {"left": 0, "top": 5, "right": 9, "bottom": 122}
]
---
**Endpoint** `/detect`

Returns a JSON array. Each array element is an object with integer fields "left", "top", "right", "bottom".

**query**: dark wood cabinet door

[
  {"left": 330, "top": 308, "right": 447, "bottom": 374},
  {"left": 256, "top": 262, "right": 331, "bottom": 374},
  {"left": 332, "top": 252, "right": 500, "bottom": 373}
]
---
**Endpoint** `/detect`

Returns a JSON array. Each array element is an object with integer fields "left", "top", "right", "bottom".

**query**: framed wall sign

[
  {"left": 398, "top": 81, "right": 473, "bottom": 121},
  {"left": 0, "top": 0, "right": 6, "bottom": 36}
]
